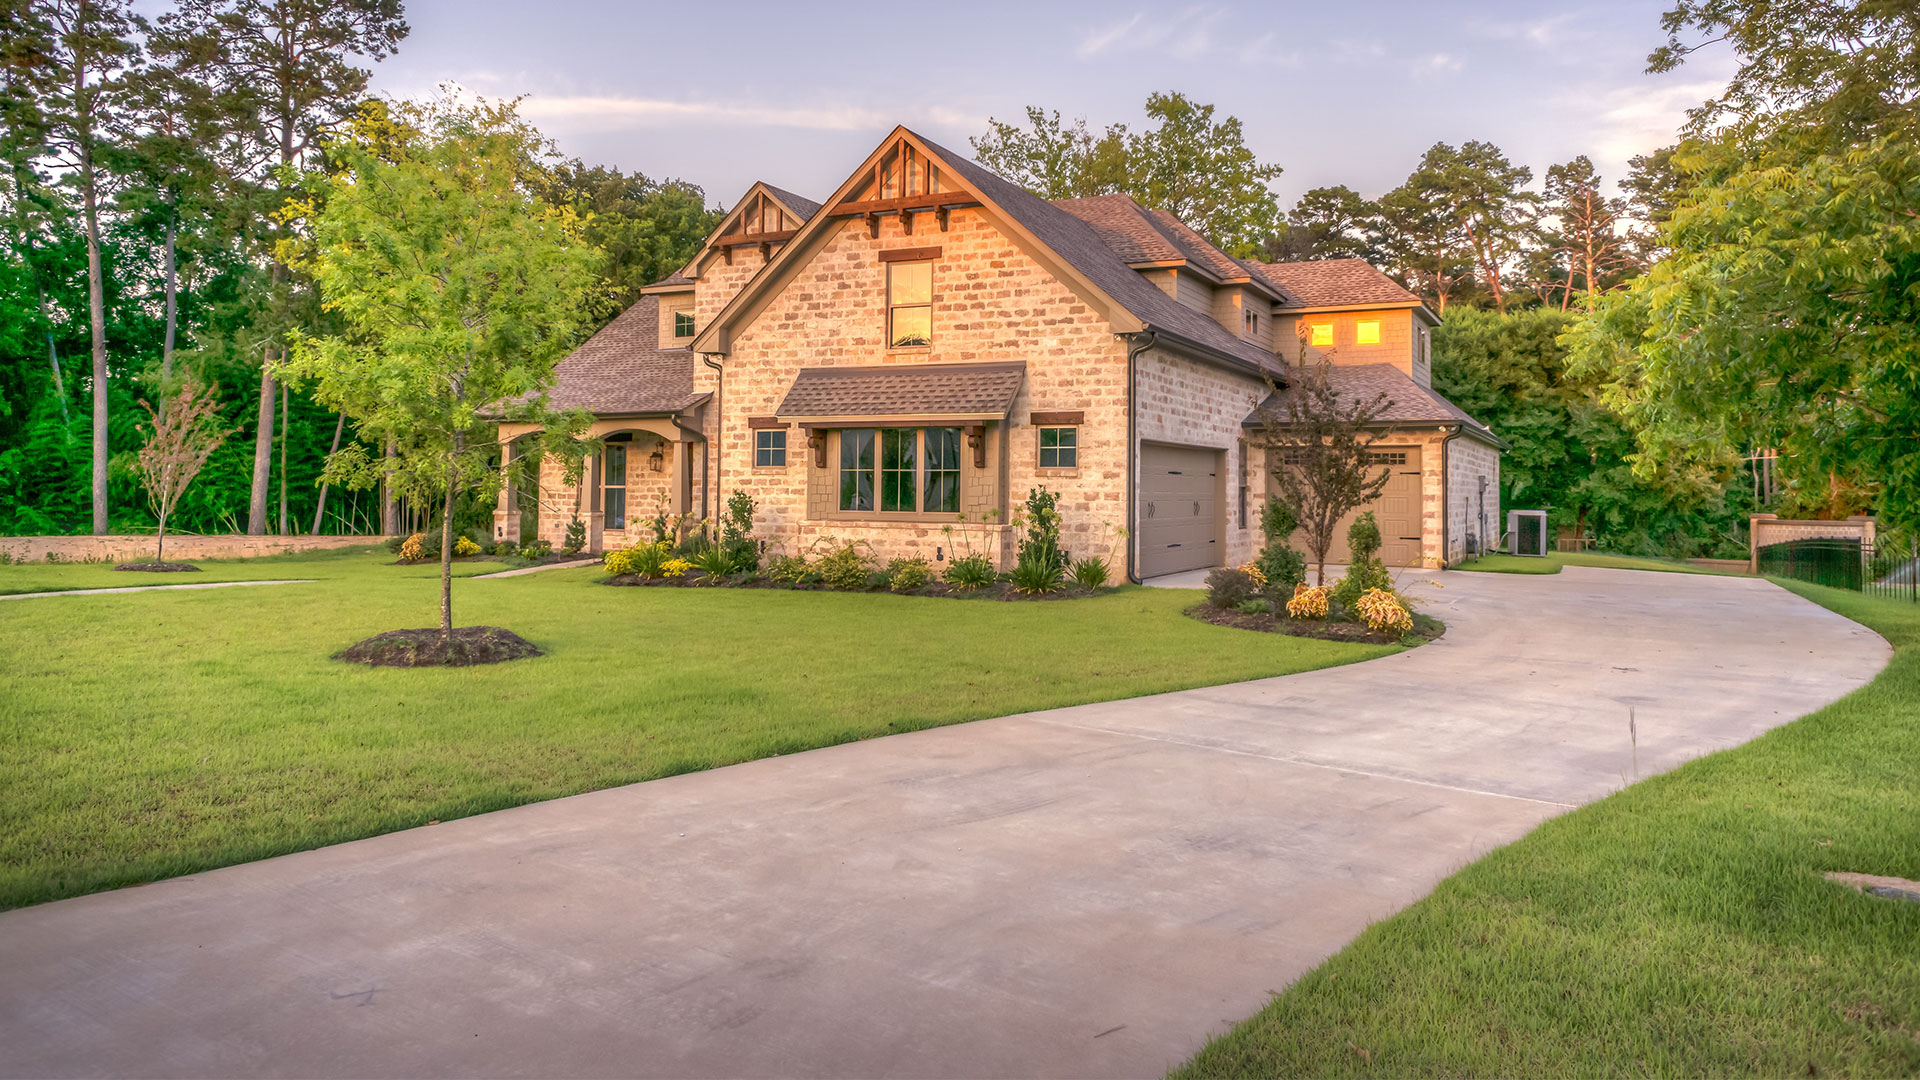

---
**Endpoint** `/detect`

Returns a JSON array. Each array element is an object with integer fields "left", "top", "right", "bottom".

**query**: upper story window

[
  {"left": 674, "top": 311, "right": 695, "bottom": 338},
  {"left": 888, "top": 261, "right": 932, "bottom": 348},
  {"left": 1357, "top": 320, "right": 1381, "bottom": 345},
  {"left": 1309, "top": 323, "right": 1334, "bottom": 347},
  {"left": 1243, "top": 310, "right": 1259, "bottom": 337}
]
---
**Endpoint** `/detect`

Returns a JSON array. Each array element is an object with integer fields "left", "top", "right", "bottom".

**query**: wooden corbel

[
  {"left": 808, "top": 429, "right": 828, "bottom": 468},
  {"left": 965, "top": 424, "right": 987, "bottom": 468},
  {"left": 721, "top": 246, "right": 732, "bottom": 266},
  {"left": 937, "top": 205, "right": 951, "bottom": 232},
  {"left": 900, "top": 208, "right": 915, "bottom": 235},
  {"left": 758, "top": 240, "right": 771, "bottom": 261},
  {"left": 866, "top": 212, "right": 881, "bottom": 239}
]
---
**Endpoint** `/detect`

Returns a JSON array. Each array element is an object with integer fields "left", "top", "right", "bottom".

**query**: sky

[{"left": 368, "top": 0, "right": 1736, "bottom": 212}]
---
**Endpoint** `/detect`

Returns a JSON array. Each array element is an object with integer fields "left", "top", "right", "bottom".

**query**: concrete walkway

[
  {"left": 0, "top": 569, "right": 1889, "bottom": 1078},
  {"left": 0, "top": 578, "right": 313, "bottom": 601}
]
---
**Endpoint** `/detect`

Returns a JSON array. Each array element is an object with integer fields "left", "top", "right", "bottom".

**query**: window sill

[
  {"left": 885, "top": 346, "right": 933, "bottom": 356},
  {"left": 1033, "top": 467, "right": 1081, "bottom": 479},
  {"left": 815, "top": 511, "right": 963, "bottom": 525}
]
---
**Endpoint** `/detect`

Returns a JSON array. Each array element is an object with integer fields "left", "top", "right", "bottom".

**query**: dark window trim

[
  {"left": 747, "top": 416, "right": 788, "bottom": 429},
  {"left": 1037, "top": 425, "right": 1078, "bottom": 470},
  {"left": 754, "top": 429, "right": 788, "bottom": 468},
  {"left": 1029, "top": 410, "right": 1084, "bottom": 426},
  {"left": 879, "top": 246, "right": 942, "bottom": 263},
  {"left": 834, "top": 425, "right": 964, "bottom": 517}
]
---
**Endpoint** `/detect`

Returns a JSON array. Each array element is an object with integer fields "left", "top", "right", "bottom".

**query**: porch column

[
  {"left": 672, "top": 436, "right": 694, "bottom": 516},
  {"left": 493, "top": 432, "right": 520, "bottom": 545}
]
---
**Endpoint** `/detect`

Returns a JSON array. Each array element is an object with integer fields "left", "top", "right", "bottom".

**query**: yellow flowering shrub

[
  {"left": 1238, "top": 561, "right": 1267, "bottom": 587},
  {"left": 453, "top": 536, "right": 481, "bottom": 557},
  {"left": 1285, "top": 582, "right": 1329, "bottom": 620},
  {"left": 662, "top": 557, "right": 694, "bottom": 579},
  {"left": 397, "top": 533, "right": 426, "bottom": 562},
  {"left": 1355, "top": 587, "right": 1413, "bottom": 635}
]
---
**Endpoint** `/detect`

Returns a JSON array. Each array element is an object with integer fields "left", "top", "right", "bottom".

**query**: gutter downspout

[
  {"left": 1438, "top": 423, "right": 1462, "bottom": 568},
  {"left": 1123, "top": 330, "right": 1158, "bottom": 584},
  {"left": 700, "top": 354, "right": 724, "bottom": 528}
]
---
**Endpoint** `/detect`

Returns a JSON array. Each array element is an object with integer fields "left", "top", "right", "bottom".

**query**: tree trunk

[
  {"left": 156, "top": 508, "right": 166, "bottom": 565},
  {"left": 247, "top": 361, "right": 274, "bottom": 534},
  {"left": 311, "top": 413, "right": 346, "bottom": 534},
  {"left": 83, "top": 162, "right": 108, "bottom": 535},
  {"left": 158, "top": 212, "right": 178, "bottom": 418},
  {"left": 440, "top": 479, "right": 455, "bottom": 643},
  {"left": 382, "top": 441, "right": 398, "bottom": 534},
  {"left": 278, "top": 381, "right": 289, "bottom": 533}
]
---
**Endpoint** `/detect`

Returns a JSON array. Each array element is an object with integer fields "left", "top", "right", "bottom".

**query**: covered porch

[{"left": 493, "top": 415, "right": 703, "bottom": 555}]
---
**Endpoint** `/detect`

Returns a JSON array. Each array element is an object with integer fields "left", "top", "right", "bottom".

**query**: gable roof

[
  {"left": 760, "top": 183, "right": 822, "bottom": 222},
  {"left": 1243, "top": 363, "right": 1505, "bottom": 448},
  {"left": 538, "top": 296, "right": 702, "bottom": 415},
  {"left": 1050, "top": 195, "right": 1281, "bottom": 298},
  {"left": 1240, "top": 258, "right": 1428, "bottom": 313}
]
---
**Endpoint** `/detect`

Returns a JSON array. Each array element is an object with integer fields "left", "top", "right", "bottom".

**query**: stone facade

[
  {"left": 1447, "top": 434, "right": 1503, "bottom": 562},
  {"left": 1, "top": 533, "right": 390, "bottom": 564}
]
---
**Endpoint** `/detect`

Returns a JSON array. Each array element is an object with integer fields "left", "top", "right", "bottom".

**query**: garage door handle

[
  {"left": 1401, "top": 536, "right": 1420, "bottom": 540},
  {"left": 1147, "top": 502, "right": 1155, "bottom": 518},
  {"left": 1192, "top": 501, "right": 1200, "bottom": 515}
]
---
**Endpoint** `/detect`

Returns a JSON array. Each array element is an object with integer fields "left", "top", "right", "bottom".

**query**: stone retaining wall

[{"left": 0, "top": 534, "right": 391, "bottom": 564}]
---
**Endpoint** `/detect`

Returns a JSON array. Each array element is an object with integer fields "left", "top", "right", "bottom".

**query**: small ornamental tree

[
  {"left": 1256, "top": 338, "right": 1396, "bottom": 585},
  {"left": 133, "top": 374, "right": 233, "bottom": 566},
  {"left": 283, "top": 96, "right": 602, "bottom": 649}
]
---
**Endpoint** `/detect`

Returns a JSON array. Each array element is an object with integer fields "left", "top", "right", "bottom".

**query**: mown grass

[
  {"left": 1455, "top": 550, "right": 1721, "bottom": 575},
  {"left": 0, "top": 550, "right": 1390, "bottom": 910},
  {"left": 0, "top": 542, "right": 453, "bottom": 594},
  {"left": 1175, "top": 580, "right": 1919, "bottom": 1079}
]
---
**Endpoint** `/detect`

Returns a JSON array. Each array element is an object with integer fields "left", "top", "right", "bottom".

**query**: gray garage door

[
  {"left": 1139, "top": 443, "right": 1220, "bottom": 578},
  {"left": 1324, "top": 446, "right": 1423, "bottom": 567}
]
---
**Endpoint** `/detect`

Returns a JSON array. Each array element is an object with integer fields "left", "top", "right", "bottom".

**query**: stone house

[{"left": 494, "top": 127, "right": 1503, "bottom": 576}]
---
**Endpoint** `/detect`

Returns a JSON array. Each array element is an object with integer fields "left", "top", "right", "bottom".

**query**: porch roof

[{"left": 774, "top": 362, "right": 1026, "bottom": 424}]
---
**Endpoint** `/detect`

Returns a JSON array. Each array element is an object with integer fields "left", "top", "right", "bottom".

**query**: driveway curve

[{"left": 0, "top": 568, "right": 1889, "bottom": 1078}]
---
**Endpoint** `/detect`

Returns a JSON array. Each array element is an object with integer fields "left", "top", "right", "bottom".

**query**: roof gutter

[
  {"left": 700, "top": 353, "right": 724, "bottom": 525},
  {"left": 1124, "top": 329, "right": 1158, "bottom": 585},
  {"left": 1439, "top": 423, "right": 1462, "bottom": 569},
  {"left": 1142, "top": 322, "right": 1278, "bottom": 382}
]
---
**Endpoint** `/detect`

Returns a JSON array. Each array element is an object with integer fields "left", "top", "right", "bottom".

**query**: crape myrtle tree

[
  {"left": 1255, "top": 334, "right": 1397, "bottom": 585},
  {"left": 132, "top": 373, "right": 231, "bottom": 565},
  {"left": 283, "top": 96, "right": 601, "bottom": 644}
]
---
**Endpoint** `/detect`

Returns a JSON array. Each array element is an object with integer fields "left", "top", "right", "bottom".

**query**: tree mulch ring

[
  {"left": 603, "top": 572, "right": 1103, "bottom": 601},
  {"left": 113, "top": 561, "right": 202, "bottom": 573},
  {"left": 1826, "top": 872, "right": 1920, "bottom": 904},
  {"left": 334, "top": 626, "right": 542, "bottom": 668},
  {"left": 1188, "top": 602, "right": 1446, "bottom": 646}
]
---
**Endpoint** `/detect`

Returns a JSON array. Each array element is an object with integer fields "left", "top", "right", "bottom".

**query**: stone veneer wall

[
  {"left": 1447, "top": 434, "right": 1502, "bottom": 562},
  {"left": 1, "top": 533, "right": 389, "bottom": 563},
  {"left": 709, "top": 207, "right": 1131, "bottom": 572}
]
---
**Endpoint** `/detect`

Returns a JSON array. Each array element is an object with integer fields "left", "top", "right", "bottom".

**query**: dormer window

[
  {"left": 888, "top": 260, "right": 932, "bottom": 349},
  {"left": 1310, "top": 323, "right": 1334, "bottom": 347},
  {"left": 1243, "top": 310, "right": 1259, "bottom": 337},
  {"left": 674, "top": 311, "right": 695, "bottom": 338}
]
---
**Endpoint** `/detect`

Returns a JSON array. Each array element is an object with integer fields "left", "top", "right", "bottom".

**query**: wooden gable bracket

[
  {"left": 722, "top": 246, "right": 732, "bottom": 266},
  {"left": 866, "top": 212, "right": 881, "bottom": 239},
  {"left": 759, "top": 241, "right": 772, "bottom": 260},
  {"left": 808, "top": 429, "right": 828, "bottom": 468},
  {"left": 937, "top": 205, "right": 950, "bottom": 232},
  {"left": 965, "top": 424, "right": 987, "bottom": 468},
  {"left": 901, "top": 208, "right": 915, "bottom": 235}
]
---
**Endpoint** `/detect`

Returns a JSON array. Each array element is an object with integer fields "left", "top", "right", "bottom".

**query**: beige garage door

[
  {"left": 1139, "top": 443, "right": 1221, "bottom": 578},
  {"left": 1324, "top": 446, "right": 1423, "bottom": 567}
]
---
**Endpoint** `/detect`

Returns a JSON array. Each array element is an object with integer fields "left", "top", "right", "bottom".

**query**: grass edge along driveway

[
  {"left": 1174, "top": 579, "right": 1919, "bottom": 1079},
  {"left": 1453, "top": 550, "right": 1723, "bottom": 575},
  {"left": 0, "top": 551, "right": 1392, "bottom": 911}
]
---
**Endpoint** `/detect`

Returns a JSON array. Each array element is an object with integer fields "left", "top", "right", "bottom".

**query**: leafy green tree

[
  {"left": 1538, "top": 156, "right": 1636, "bottom": 308},
  {"left": 1265, "top": 185, "right": 1381, "bottom": 264},
  {"left": 1395, "top": 141, "right": 1540, "bottom": 314},
  {"left": 972, "top": 92, "right": 1283, "bottom": 256},
  {"left": 1377, "top": 165, "right": 1472, "bottom": 313},
  {"left": 282, "top": 97, "right": 602, "bottom": 641},
  {"left": 538, "top": 161, "right": 720, "bottom": 314}
]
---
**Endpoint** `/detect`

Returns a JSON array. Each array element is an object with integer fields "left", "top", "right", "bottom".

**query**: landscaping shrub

[
  {"left": 1009, "top": 554, "right": 1065, "bottom": 594},
  {"left": 661, "top": 556, "right": 693, "bottom": 579},
  {"left": 1237, "top": 598, "right": 1271, "bottom": 615},
  {"left": 887, "top": 557, "right": 933, "bottom": 593},
  {"left": 626, "top": 541, "right": 669, "bottom": 579},
  {"left": 1285, "top": 582, "right": 1330, "bottom": 620},
  {"left": 384, "top": 535, "right": 408, "bottom": 555},
  {"left": 720, "top": 491, "right": 760, "bottom": 571},
  {"left": 815, "top": 540, "right": 876, "bottom": 590},
  {"left": 1332, "top": 511, "right": 1394, "bottom": 608},
  {"left": 561, "top": 515, "right": 586, "bottom": 557},
  {"left": 1354, "top": 586, "right": 1413, "bottom": 635},
  {"left": 1206, "top": 567, "right": 1258, "bottom": 608},
  {"left": 766, "top": 554, "right": 814, "bottom": 584},
  {"left": 602, "top": 547, "right": 636, "bottom": 576},
  {"left": 397, "top": 533, "right": 426, "bottom": 562},
  {"left": 1254, "top": 496, "right": 1308, "bottom": 598},
  {"left": 943, "top": 553, "right": 996, "bottom": 590},
  {"left": 675, "top": 529, "right": 714, "bottom": 558},
  {"left": 453, "top": 536, "right": 481, "bottom": 558},
  {"left": 689, "top": 545, "right": 736, "bottom": 582},
  {"left": 517, "top": 539, "right": 552, "bottom": 560},
  {"left": 1015, "top": 487, "right": 1066, "bottom": 577},
  {"left": 489, "top": 540, "right": 516, "bottom": 557},
  {"left": 1260, "top": 496, "right": 1298, "bottom": 543},
  {"left": 1070, "top": 555, "right": 1111, "bottom": 591}
]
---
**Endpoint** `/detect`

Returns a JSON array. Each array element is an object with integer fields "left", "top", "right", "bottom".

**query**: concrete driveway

[{"left": 0, "top": 568, "right": 1889, "bottom": 1078}]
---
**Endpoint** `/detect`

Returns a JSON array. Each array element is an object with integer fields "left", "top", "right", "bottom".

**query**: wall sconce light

[{"left": 648, "top": 449, "right": 664, "bottom": 473}]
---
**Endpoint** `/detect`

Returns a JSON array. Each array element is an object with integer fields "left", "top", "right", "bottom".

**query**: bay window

[{"left": 839, "top": 427, "right": 962, "bottom": 515}]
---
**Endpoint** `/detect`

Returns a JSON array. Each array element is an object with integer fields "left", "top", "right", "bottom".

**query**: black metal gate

[{"left": 1759, "top": 536, "right": 1920, "bottom": 602}]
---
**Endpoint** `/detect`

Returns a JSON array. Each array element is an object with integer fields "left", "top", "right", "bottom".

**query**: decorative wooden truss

[
  {"left": 707, "top": 188, "right": 807, "bottom": 266},
  {"left": 828, "top": 139, "right": 981, "bottom": 239}
]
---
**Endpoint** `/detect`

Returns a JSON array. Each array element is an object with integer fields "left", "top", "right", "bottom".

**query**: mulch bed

[
  {"left": 603, "top": 572, "right": 1102, "bottom": 601},
  {"left": 1188, "top": 602, "right": 1446, "bottom": 646},
  {"left": 113, "top": 561, "right": 202, "bottom": 573},
  {"left": 334, "top": 626, "right": 542, "bottom": 667}
]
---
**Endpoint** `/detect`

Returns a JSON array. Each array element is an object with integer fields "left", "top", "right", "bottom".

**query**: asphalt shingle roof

[
  {"left": 760, "top": 183, "right": 822, "bottom": 222},
  {"left": 1243, "top": 363, "right": 1503, "bottom": 447},
  {"left": 1240, "top": 258, "right": 1423, "bottom": 309},
  {"left": 539, "top": 296, "right": 700, "bottom": 415},
  {"left": 776, "top": 362, "right": 1027, "bottom": 419}
]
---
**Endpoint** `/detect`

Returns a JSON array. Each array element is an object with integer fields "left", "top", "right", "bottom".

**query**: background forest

[{"left": 4, "top": 0, "right": 1912, "bottom": 561}]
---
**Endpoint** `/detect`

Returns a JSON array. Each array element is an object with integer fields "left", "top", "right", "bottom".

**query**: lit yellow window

[
  {"left": 1357, "top": 320, "right": 1381, "bottom": 345},
  {"left": 1309, "top": 323, "right": 1334, "bottom": 347}
]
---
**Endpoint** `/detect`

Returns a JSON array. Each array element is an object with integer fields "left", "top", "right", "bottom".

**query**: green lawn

[
  {"left": 0, "top": 542, "right": 462, "bottom": 594},
  {"left": 0, "top": 550, "right": 1390, "bottom": 910},
  {"left": 1176, "top": 580, "right": 1919, "bottom": 1079},
  {"left": 1453, "top": 550, "right": 1722, "bottom": 575}
]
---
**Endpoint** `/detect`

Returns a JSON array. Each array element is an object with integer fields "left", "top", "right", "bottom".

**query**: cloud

[
  {"left": 1582, "top": 79, "right": 1724, "bottom": 165},
  {"left": 510, "top": 95, "right": 984, "bottom": 136},
  {"left": 1470, "top": 13, "right": 1583, "bottom": 47},
  {"left": 1417, "top": 53, "right": 1464, "bottom": 76},
  {"left": 1076, "top": 12, "right": 1146, "bottom": 58}
]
